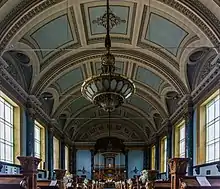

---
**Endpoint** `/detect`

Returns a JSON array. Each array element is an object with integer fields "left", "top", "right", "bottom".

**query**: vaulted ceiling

[{"left": 1, "top": 0, "right": 220, "bottom": 143}]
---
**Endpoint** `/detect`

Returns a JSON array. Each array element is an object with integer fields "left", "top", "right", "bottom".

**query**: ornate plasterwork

[
  {"left": 1, "top": 0, "right": 220, "bottom": 142},
  {"left": 31, "top": 50, "right": 188, "bottom": 95}
]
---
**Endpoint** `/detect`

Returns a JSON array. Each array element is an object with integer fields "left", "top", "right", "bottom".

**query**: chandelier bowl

[{"left": 81, "top": 73, "right": 135, "bottom": 112}]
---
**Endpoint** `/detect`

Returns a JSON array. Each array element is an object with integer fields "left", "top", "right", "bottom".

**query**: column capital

[
  {"left": 26, "top": 100, "right": 36, "bottom": 119},
  {"left": 48, "top": 126, "right": 54, "bottom": 134}
]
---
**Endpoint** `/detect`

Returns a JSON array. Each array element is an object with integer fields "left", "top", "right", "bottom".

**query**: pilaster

[
  {"left": 60, "top": 137, "right": 65, "bottom": 170},
  {"left": 90, "top": 149, "right": 94, "bottom": 179},
  {"left": 125, "top": 150, "right": 128, "bottom": 179},
  {"left": 166, "top": 121, "right": 172, "bottom": 179},
  {"left": 184, "top": 97, "right": 194, "bottom": 175},
  {"left": 47, "top": 126, "right": 54, "bottom": 179},
  {"left": 25, "top": 100, "right": 36, "bottom": 156},
  {"left": 155, "top": 136, "right": 160, "bottom": 172}
]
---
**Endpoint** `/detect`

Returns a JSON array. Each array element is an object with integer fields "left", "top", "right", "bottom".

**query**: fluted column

[
  {"left": 185, "top": 98, "right": 194, "bottom": 175},
  {"left": 48, "top": 126, "right": 54, "bottom": 179},
  {"left": 25, "top": 102, "right": 35, "bottom": 156},
  {"left": 60, "top": 137, "right": 65, "bottom": 170}
]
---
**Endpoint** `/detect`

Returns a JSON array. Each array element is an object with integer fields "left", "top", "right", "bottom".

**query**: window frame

[
  {"left": 197, "top": 89, "right": 220, "bottom": 165},
  {"left": 53, "top": 137, "right": 60, "bottom": 169},
  {"left": 65, "top": 146, "right": 69, "bottom": 172},
  {"left": 0, "top": 91, "right": 20, "bottom": 164},
  {"left": 205, "top": 95, "right": 220, "bottom": 163},
  {"left": 151, "top": 145, "right": 156, "bottom": 170},
  {"left": 34, "top": 121, "right": 46, "bottom": 169},
  {"left": 174, "top": 120, "right": 185, "bottom": 158},
  {"left": 160, "top": 136, "right": 167, "bottom": 173}
]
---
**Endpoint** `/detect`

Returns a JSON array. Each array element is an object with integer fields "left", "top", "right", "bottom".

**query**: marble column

[
  {"left": 155, "top": 136, "right": 160, "bottom": 172},
  {"left": 25, "top": 103, "right": 35, "bottom": 156},
  {"left": 91, "top": 149, "right": 94, "bottom": 179},
  {"left": 47, "top": 126, "right": 54, "bottom": 179},
  {"left": 125, "top": 150, "right": 128, "bottom": 178},
  {"left": 60, "top": 138, "right": 65, "bottom": 170},
  {"left": 166, "top": 121, "right": 172, "bottom": 179},
  {"left": 185, "top": 98, "right": 194, "bottom": 175}
]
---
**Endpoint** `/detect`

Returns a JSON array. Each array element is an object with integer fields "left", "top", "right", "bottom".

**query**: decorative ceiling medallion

[{"left": 92, "top": 8, "right": 126, "bottom": 30}]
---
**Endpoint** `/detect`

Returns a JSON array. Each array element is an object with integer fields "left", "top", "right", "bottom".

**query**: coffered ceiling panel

[
  {"left": 81, "top": 1, "right": 136, "bottom": 44},
  {"left": 135, "top": 66, "right": 164, "bottom": 92},
  {"left": 128, "top": 95, "right": 154, "bottom": 116},
  {"left": 69, "top": 97, "right": 91, "bottom": 115},
  {"left": 31, "top": 15, "right": 73, "bottom": 57},
  {"left": 55, "top": 67, "right": 83, "bottom": 93},
  {"left": 146, "top": 13, "right": 188, "bottom": 55},
  {"left": 89, "top": 6, "right": 129, "bottom": 35}
]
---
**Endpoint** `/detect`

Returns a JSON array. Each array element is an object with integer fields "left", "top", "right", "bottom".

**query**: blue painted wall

[
  {"left": 128, "top": 150, "right": 144, "bottom": 178},
  {"left": 76, "top": 150, "right": 91, "bottom": 179},
  {"left": 115, "top": 153, "right": 125, "bottom": 167}
]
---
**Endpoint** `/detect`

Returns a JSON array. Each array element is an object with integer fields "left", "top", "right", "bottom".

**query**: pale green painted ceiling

[
  {"left": 31, "top": 15, "right": 73, "bottom": 57},
  {"left": 89, "top": 5, "right": 129, "bottom": 35},
  {"left": 55, "top": 67, "right": 83, "bottom": 93},
  {"left": 135, "top": 66, "right": 164, "bottom": 92},
  {"left": 1, "top": 0, "right": 215, "bottom": 141},
  {"left": 146, "top": 13, "right": 187, "bottom": 55}
]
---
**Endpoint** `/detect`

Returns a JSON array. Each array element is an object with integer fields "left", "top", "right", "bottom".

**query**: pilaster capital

[
  {"left": 48, "top": 125, "right": 54, "bottom": 134},
  {"left": 26, "top": 99, "right": 36, "bottom": 119}
]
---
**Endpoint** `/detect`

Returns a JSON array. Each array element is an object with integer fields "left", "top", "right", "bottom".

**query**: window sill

[{"left": 193, "top": 161, "right": 220, "bottom": 168}]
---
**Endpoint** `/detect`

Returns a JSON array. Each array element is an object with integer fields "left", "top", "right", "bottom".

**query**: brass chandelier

[{"left": 81, "top": 0, "right": 135, "bottom": 112}]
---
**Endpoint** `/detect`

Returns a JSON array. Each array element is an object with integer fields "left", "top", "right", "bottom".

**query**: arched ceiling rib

[{"left": 0, "top": 0, "right": 219, "bottom": 142}]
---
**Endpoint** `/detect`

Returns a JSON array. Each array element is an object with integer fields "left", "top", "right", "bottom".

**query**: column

[
  {"left": 143, "top": 148, "right": 148, "bottom": 169},
  {"left": 47, "top": 126, "right": 54, "bottom": 179},
  {"left": 69, "top": 146, "right": 77, "bottom": 174},
  {"left": 60, "top": 138, "right": 65, "bottom": 170},
  {"left": 185, "top": 98, "right": 194, "bottom": 175},
  {"left": 155, "top": 136, "right": 160, "bottom": 172},
  {"left": 25, "top": 102, "right": 35, "bottom": 156},
  {"left": 146, "top": 146, "right": 151, "bottom": 170},
  {"left": 166, "top": 121, "right": 172, "bottom": 179},
  {"left": 125, "top": 150, "right": 128, "bottom": 179},
  {"left": 91, "top": 149, "right": 94, "bottom": 179}
]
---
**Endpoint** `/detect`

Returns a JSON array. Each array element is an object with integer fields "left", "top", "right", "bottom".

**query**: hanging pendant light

[{"left": 81, "top": 0, "right": 135, "bottom": 112}]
